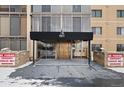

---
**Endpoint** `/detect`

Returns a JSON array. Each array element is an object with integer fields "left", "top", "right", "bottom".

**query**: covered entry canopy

[
  {"left": 30, "top": 32, "right": 93, "bottom": 42},
  {"left": 30, "top": 32, "right": 93, "bottom": 66}
]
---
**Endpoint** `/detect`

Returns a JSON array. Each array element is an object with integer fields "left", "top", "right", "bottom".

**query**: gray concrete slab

[
  {"left": 35, "top": 58, "right": 89, "bottom": 66},
  {"left": 9, "top": 59, "right": 124, "bottom": 87}
]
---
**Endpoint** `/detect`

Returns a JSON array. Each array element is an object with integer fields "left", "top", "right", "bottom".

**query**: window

[
  {"left": 0, "top": 38, "right": 9, "bottom": 50},
  {"left": 51, "top": 16, "right": 61, "bottom": 32},
  {"left": 92, "top": 10, "right": 102, "bottom": 17},
  {"left": 32, "top": 5, "right": 42, "bottom": 12},
  {"left": 21, "top": 15, "right": 27, "bottom": 36},
  {"left": 117, "top": 27, "right": 124, "bottom": 35},
  {"left": 117, "top": 10, "right": 124, "bottom": 17},
  {"left": 10, "top": 15, "right": 20, "bottom": 36},
  {"left": 92, "top": 27, "right": 102, "bottom": 35},
  {"left": 73, "top": 17, "right": 81, "bottom": 32},
  {"left": 42, "top": 16, "right": 51, "bottom": 32},
  {"left": 10, "top": 5, "right": 20, "bottom": 12},
  {"left": 73, "top": 5, "right": 81, "bottom": 12},
  {"left": 42, "top": 5, "right": 51, "bottom": 12},
  {"left": 117, "top": 44, "right": 124, "bottom": 51},
  {"left": 63, "top": 16, "right": 72, "bottom": 32},
  {"left": 20, "top": 39, "right": 27, "bottom": 50},
  {"left": 92, "top": 44, "right": 102, "bottom": 51},
  {"left": 0, "top": 16, "right": 10, "bottom": 36},
  {"left": 0, "top": 5, "right": 9, "bottom": 12},
  {"left": 10, "top": 5, "right": 26, "bottom": 12}
]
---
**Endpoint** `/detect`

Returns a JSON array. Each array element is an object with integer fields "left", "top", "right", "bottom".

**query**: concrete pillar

[{"left": 27, "top": 5, "right": 37, "bottom": 60}]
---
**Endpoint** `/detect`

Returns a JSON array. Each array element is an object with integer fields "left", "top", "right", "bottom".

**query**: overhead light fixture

[{"left": 59, "top": 30, "right": 65, "bottom": 38}]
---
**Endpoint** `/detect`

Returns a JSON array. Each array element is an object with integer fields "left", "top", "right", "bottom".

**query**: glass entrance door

[
  {"left": 37, "top": 41, "right": 56, "bottom": 59},
  {"left": 71, "top": 41, "right": 83, "bottom": 58}
]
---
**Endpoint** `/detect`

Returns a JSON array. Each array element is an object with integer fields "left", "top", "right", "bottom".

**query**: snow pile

[
  {"left": 0, "top": 61, "right": 48, "bottom": 87},
  {"left": 109, "top": 68, "right": 124, "bottom": 73}
]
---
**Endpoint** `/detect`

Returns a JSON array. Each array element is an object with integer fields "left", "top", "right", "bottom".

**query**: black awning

[{"left": 30, "top": 32, "right": 93, "bottom": 42}]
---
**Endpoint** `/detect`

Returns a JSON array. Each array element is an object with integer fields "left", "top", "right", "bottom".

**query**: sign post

[
  {"left": 0, "top": 53, "right": 15, "bottom": 66},
  {"left": 107, "top": 53, "right": 124, "bottom": 67}
]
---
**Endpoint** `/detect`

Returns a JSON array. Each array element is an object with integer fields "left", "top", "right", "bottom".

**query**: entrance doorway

[
  {"left": 56, "top": 42, "right": 71, "bottom": 59},
  {"left": 37, "top": 41, "right": 56, "bottom": 59},
  {"left": 71, "top": 41, "right": 88, "bottom": 59}
]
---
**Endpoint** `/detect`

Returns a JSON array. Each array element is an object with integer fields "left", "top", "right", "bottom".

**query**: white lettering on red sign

[
  {"left": 107, "top": 53, "right": 123, "bottom": 66},
  {"left": 0, "top": 53, "right": 15, "bottom": 65}
]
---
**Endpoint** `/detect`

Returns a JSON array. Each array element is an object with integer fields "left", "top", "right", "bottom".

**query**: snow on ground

[
  {"left": 0, "top": 61, "right": 51, "bottom": 87},
  {"left": 109, "top": 68, "right": 124, "bottom": 74}
]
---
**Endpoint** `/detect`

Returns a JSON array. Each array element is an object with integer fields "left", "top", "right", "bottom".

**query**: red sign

[
  {"left": 107, "top": 53, "right": 124, "bottom": 66},
  {"left": 0, "top": 53, "right": 15, "bottom": 65}
]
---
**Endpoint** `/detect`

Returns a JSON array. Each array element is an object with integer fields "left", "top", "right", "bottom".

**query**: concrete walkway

[
  {"left": 9, "top": 59, "right": 124, "bottom": 87},
  {"left": 35, "top": 59, "right": 89, "bottom": 66}
]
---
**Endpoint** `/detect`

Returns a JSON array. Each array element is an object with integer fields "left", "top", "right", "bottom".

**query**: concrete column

[{"left": 27, "top": 5, "right": 37, "bottom": 60}]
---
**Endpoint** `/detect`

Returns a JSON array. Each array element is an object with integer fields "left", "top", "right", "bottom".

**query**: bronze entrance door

[{"left": 56, "top": 42, "right": 71, "bottom": 59}]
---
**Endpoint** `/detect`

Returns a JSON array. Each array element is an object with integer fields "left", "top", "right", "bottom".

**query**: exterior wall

[
  {"left": 31, "top": 5, "right": 91, "bottom": 59},
  {"left": 91, "top": 5, "right": 124, "bottom": 52},
  {"left": 0, "top": 5, "right": 27, "bottom": 51}
]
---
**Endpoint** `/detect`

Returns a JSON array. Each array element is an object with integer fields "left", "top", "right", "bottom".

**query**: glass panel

[
  {"left": 21, "top": 5, "right": 26, "bottom": 12},
  {"left": 96, "top": 27, "right": 101, "bottom": 35},
  {"left": 92, "top": 27, "right": 96, "bottom": 34},
  {"left": 10, "top": 39, "right": 20, "bottom": 51},
  {"left": 32, "top": 5, "right": 41, "bottom": 12},
  {"left": 21, "top": 15, "right": 27, "bottom": 36},
  {"left": 32, "top": 16, "right": 40, "bottom": 32},
  {"left": 51, "top": 16, "right": 60, "bottom": 32},
  {"left": 73, "top": 17, "right": 81, "bottom": 32},
  {"left": 92, "top": 44, "right": 102, "bottom": 51},
  {"left": 10, "top": 5, "right": 21, "bottom": 12},
  {"left": 96, "top": 11, "right": 101, "bottom": 17},
  {"left": 73, "top": 5, "right": 81, "bottom": 12},
  {"left": 117, "top": 10, "right": 124, "bottom": 17},
  {"left": 42, "top": 16, "right": 51, "bottom": 32},
  {"left": 0, "top": 16, "right": 10, "bottom": 36},
  {"left": 117, "top": 27, "right": 121, "bottom": 35},
  {"left": 121, "top": 28, "right": 124, "bottom": 35},
  {"left": 51, "top": 5, "right": 61, "bottom": 13},
  {"left": 63, "top": 15, "right": 72, "bottom": 32},
  {"left": 82, "top": 17, "right": 90, "bottom": 32},
  {"left": 92, "top": 10, "right": 96, "bottom": 17},
  {"left": 122, "top": 11, "right": 124, "bottom": 17},
  {"left": 0, "top": 39, "right": 9, "bottom": 49},
  {"left": 0, "top": 5, "right": 9, "bottom": 12},
  {"left": 10, "top": 15, "right": 20, "bottom": 36},
  {"left": 117, "top": 11, "right": 120, "bottom": 17},
  {"left": 92, "top": 10, "right": 102, "bottom": 17},
  {"left": 62, "top": 5, "right": 72, "bottom": 13},
  {"left": 20, "top": 39, "right": 27, "bottom": 50},
  {"left": 42, "top": 5, "right": 51, "bottom": 12},
  {"left": 117, "top": 27, "right": 124, "bottom": 35}
]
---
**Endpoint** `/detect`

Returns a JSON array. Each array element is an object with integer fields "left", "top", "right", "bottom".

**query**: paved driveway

[{"left": 9, "top": 59, "right": 124, "bottom": 87}]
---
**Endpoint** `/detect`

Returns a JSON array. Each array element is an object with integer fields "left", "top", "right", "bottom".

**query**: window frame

[
  {"left": 117, "top": 10, "right": 124, "bottom": 18},
  {"left": 92, "top": 10, "right": 102, "bottom": 17},
  {"left": 72, "top": 5, "right": 81, "bottom": 12},
  {"left": 117, "top": 27, "right": 124, "bottom": 35},
  {"left": 92, "top": 27, "right": 102, "bottom": 35},
  {"left": 42, "top": 5, "right": 51, "bottom": 12},
  {"left": 92, "top": 44, "right": 102, "bottom": 51},
  {"left": 117, "top": 44, "right": 124, "bottom": 51}
]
